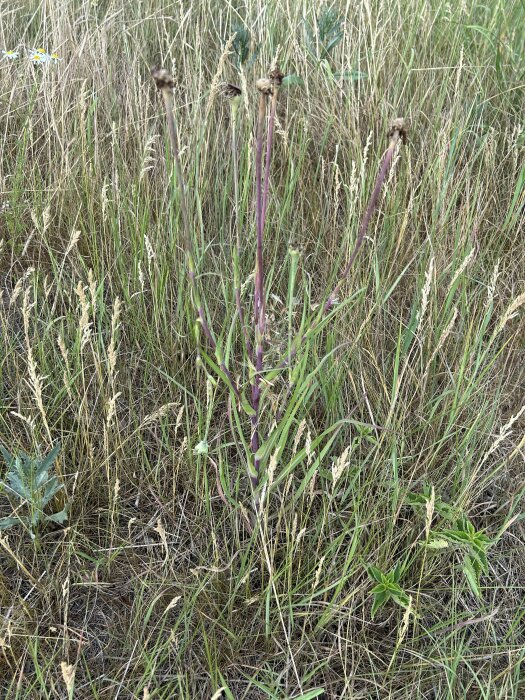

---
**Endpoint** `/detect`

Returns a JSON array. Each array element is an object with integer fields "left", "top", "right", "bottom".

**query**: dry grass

[{"left": 1, "top": 0, "right": 525, "bottom": 697}]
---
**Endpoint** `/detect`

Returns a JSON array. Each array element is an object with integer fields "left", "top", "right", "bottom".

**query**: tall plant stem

[
  {"left": 152, "top": 68, "right": 239, "bottom": 398},
  {"left": 231, "top": 105, "right": 252, "bottom": 359},
  {"left": 323, "top": 120, "right": 406, "bottom": 314},
  {"left": 261, "top": 88, "right": 279, "bottom": 224},
  {"left": 250, "top": 91, "right": 268, "bottom": 492},
  {"left": 268, "top": 119, "right": 407, "bottom": 379}
]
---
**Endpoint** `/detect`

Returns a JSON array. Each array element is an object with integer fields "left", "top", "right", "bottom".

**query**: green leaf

[
  {"left": 367, "top": 565, "right": 384, "bottom": 584},
  {"left": 425, "top": 538, "right": 450, "bottom": 550},
  {"left": 0, "top": 444, "right": 14, "bottom": 468},
  {"left": 46, "top": 508, "right": 68, "bottom": 525},
  {"left": 390, "top": 588, "right": 410, "bottom": 608},
  {"left": 371, "top": 589, "right": 389, "bottom": 618},
  {"left": 332, "top": 70, "right": 367, "bottom": 81},
  {"left": 406, "top": 491, "right": 428, "bottom": 506},
  {"left": 282, "top": 74, "right": 304, "bottom": 88},
  {"left": 441, "top": 530, "right": 470, "bottom": 544},
  {"left": 393, "top": 561, "right": 402, "bottom": 583},
  {"left": 291, "top": 690, "right": 325, "bottom": 700},
  {"left": 193, "top": 440, "right": 208, "bottom": 456},
  {"left": 4, "top": 473, "right": 29, "bottom": 500},
  {"left": 463, "top": 556, "right": 481, "bottom": 598},
  {"left": 0, "top": 516, "right": 28, "bottom": 529},
  {"left": 240, "top": 391, "right": 256, "bottom": 417},
  {"left": 36, "top": 444, "right": 60, "bottom": 478}
]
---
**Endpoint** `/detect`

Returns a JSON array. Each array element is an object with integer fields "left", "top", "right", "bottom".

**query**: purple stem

[
  {"left": 250, "top": 93, "right": 268, "bottom": 486},
  {"left": 261, "top": 91, "right": 278, "bottom": 224},
  {"left": 231, "top": 114, "right": 253, "bottom": 359},
  {"left": 323, "top": 130, "right": 400, "bottom": 313},
  {"left": 157, "top": 77, "right": 240, "bottom": 399},
  {"left": 274, "top": 124, "right": 404, "bottom": 373}
]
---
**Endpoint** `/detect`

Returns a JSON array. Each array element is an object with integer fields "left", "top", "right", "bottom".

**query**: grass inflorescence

[{"left": 1, "top": 1, "right": 525, "bottom": 698}]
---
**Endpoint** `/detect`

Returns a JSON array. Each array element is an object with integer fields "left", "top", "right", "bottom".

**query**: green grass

[{"left": 1, "top": 0, "right": 525, "bottom": 697}]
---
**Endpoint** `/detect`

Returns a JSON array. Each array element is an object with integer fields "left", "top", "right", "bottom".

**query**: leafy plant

[
  {"left": 368, "top": 563, "right": 410, "bottom": 619},
  {"left": 152, "top": 64, "right": 406, "bottom": 510},
  {"left": 405, "top": 484, "right": 457, "bottom": 520},
  {"left": 305, "top": 7, "right": 345, "bottom": 61},
  {"left": 231, "top": 23, "right": 258, "bottom": 67},
  {"left": 427, "top": 517, "right": 494, "bottom": 598},
  {"left": 0, "top": 443, "right": 67, "bottom": 538}
]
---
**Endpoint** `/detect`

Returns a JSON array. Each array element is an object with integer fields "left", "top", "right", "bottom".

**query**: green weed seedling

[
  {"left": 0, "top": 444, "right": 67, "bottom": 539},
  {"left": 368, "top": 562, "right": 410, "bottom": 619},
  {"left": 427, "top": 516, "right": 494, "bottom": 599}
]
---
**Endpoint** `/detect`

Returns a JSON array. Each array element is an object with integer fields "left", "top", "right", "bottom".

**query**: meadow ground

[{"left": 1, "top": 1, "right": 525, "bottom": 698}]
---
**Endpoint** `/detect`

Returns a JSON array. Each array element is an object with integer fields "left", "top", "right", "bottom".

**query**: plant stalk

[{"left": 152, "top": 68, "right": 240, "bottom": 398}]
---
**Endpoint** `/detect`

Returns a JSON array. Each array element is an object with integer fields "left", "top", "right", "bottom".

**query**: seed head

[
  {"left": 269, "top": 66, "right": 284, "bottom": 87},
  {"left": 221, "top": 82, "right": 242, "bottom": 98},
  {"left": 256, "top": 78, "right": 273, "bottom": 95},
  {"left": 388, "top": 118, "right": 408, "bottom": 144},
  {"left": 151, "top": 66, "right": 175, "bottom": 91}
]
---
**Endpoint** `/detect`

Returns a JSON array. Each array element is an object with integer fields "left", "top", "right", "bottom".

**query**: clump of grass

[{"left": 0, "top": 1, "right": 524, "bottom": 697}]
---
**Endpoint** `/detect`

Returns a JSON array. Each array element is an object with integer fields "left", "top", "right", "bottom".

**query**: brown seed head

[
  {"left": 269, "top": 66, "right": 284, "bottom": 87},
  {"left": 221, "top": 82, "right": 242, "bottom": 98},
  {"left": 256, "top": 78, "right": 273, "bottom": 95},
  {"left": 388, "top": 118, "right": 408, "bottom": 144},
  {"left": 151, "top": 67, "right": 175, "bottom": 91}
]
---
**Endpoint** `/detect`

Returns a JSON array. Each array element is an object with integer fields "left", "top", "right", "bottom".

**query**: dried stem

[
  {"left": 323, "top": 119, "right": 407, "bottom": 313},
  {"left": 249, "top": 70, "right": 283, "bottom": 501},
  {"left": 271, "top": 119, "right": 407, "bottom": 376},
  {"left": 152, "top": 67, "right": 239, "bottom": 398}
]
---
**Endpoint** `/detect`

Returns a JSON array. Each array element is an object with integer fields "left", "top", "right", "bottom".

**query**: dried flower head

[
  {"left": 388, "top": 118, "right": 408, "bottom": 143},
  {"left": 221, "top": 82, "right": 242, "bottom": 98},
  {"left": 151, "top": 67, "right": 175, "bottom": 91},
  {"left": 269, "top": 66, "right": 284, "bottom": 86},
  {"left": 256, "top": 78, "right": 273, "bottom": 95}
]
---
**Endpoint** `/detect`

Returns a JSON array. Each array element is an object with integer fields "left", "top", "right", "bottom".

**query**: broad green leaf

[
  {"left": 46, "top": 509, "right": 68, "bottom": 525},
  {"left": 371, "top": 589, "right": 389, "bottom": 618},
  {"left": 0, "top": 516, "right": 28, "bottom": 529},
  {"left": 0, "top": 444, "right": 14, "bottom": 468},
  {"left": 463, "top": 556, "right": 481, "bottom": 598},
  {"left": 4, "top": 474, "right": 29, "bottom": 500},
  {"left": 393, "top": 561, "right": 402, "bottom": 583},
  {"left": 36, "top": 444, "right": 61, "bottom": 477},
  {"left": 368, "top": 565, "right": 383, "bottom": 584},
  {"left": 425, "top": 538, "right": 450, "bottom": 550}
]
